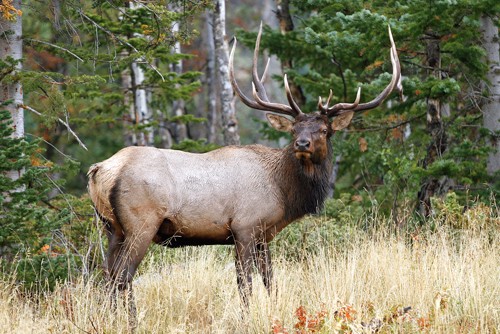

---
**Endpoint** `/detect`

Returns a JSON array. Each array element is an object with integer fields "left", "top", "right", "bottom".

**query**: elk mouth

[{"left": 294, "top": 151, "right": 312, "bottom": 161}]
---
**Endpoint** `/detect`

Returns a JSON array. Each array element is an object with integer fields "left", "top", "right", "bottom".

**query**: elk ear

[
  {"left": 331, "top": 111, "right": 354, "bottom": 131},
  {"left": 266, "top": 114, "right": 293, "bottom": 133}
]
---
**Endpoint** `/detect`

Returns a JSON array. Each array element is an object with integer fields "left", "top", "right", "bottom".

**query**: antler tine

[
  {"left": 252, "top": 82, "right": 298, "bottom": 117},
  {"left": 348, "top": 25, "right": 402, "bottom": 113},
  {"left": 318, "top": 89, "right": 333, "bottom": 113},
  {"left": 229, "top": 37, "right": 268, "bottom": 111},
  {"left": 324, "top": 25, "right": 401, "bottom": 117},
  {"left": 325, "top": 87, "right": 362, "bottom": 116},
  {"left": 229, "top": 22, "right": 301, "bottom": 117},
  {"left": 284, "top": 74, "right": 303, "bottom": 115},
  {"left": 261, "top": 57, "right": 271, "bottom": 84},
  {"left": 252, "top": 22, "right": 269, "bottom": 101}
]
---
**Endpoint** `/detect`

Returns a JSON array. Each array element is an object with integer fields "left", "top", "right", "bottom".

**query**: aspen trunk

[
  {"left": 122, "top": 2, "right": 154, "bottom": 147},
  {"left": 0, "top": 0, "right": 24, "bottom": 183},
  {"left": 0, "top": 0, "right": 23, "bottom": 139},
  {"left": 121, "top": 63, "right": 135, "bottom": 147},
  {"left": 212, "top": 0, "right": 240, "bottom": 146},
  {"left": 170, "top": 3, "right": 188, "bottom": 143},
  {"left": 480, "top": 15, "right": 500, "bottom": 176},
  {"left": 130, "top": 61, "right": 153, "bottom": 146},
  {"left": 205, "top": 10, "right": 219, "bottom": 144}
]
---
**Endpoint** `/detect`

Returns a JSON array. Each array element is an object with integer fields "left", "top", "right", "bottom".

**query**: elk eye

[{"left": 322, "top": 129, "right": 328, "bottom": 135}]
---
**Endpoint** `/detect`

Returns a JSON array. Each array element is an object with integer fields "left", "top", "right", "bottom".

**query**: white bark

[
  {"left": 131, "top": 61, "right": 153, "bottom": 146},
  {"left": 480, "top": 15, "right": 500, "bottom": 175},
  {"left": 206, "top": 10, "right": 219, "bottom": 144},
  {"left": 212, "top": 0, "right": 240, "bottom": 146},
  {"left": 121, "top": 63, "right": 135, "bottom": 146},
  {"left": 128, "top": 2, "right": 153, "bottom": 146},
  {"left": 0, "top": 0, "right": 23, "bottom": 139},
  {"left": 169, "top": 4, "right": 187, "bottom": 142},
  {"left": 0, "top": 0, "right": 24, "bottom": 183}
]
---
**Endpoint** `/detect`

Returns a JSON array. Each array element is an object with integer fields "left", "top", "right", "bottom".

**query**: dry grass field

[{"left": 1, "top": 204, "right": 499, "bottom": 333}]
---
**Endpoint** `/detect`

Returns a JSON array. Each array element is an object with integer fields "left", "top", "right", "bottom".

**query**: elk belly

[{"left": 153, "top": 215, "right": 234, "bottom": 247}]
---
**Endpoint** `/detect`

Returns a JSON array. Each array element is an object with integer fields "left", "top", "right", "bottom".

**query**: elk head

[{"left": 229, "top": 24, "right": 402, "bottom": 167}]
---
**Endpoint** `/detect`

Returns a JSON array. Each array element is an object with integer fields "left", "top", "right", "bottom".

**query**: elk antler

[
  {"left": 320, "top": 25, "right": 402, "bottom": 118},
  {"left": 229, "top": 22, "right": 303, "bottom": 117}
]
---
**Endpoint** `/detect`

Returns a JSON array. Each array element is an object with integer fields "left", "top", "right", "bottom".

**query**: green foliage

[
  {"left": 244, "top": 0, "right": 498, "bottom": 217},
  {"left": 171, "top": 138, "right": 220, "bottom": 153},
  {"left": 271, "top": 214, "right": 358, "bottom": 261},
  {"left": 1, "top": 0, "right": 498, "bottom": 296},
  {"left": 21, "top": 1, "right": 209, "bottom": 193},
  {"left": 0, "top": 108, "right": 77, "bottom": 291},
  {"left": 0, "top": 108, "right": 49, "bottom": 252}
]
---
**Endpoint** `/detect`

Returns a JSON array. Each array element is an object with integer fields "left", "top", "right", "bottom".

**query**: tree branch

[
  {"left": 350, "top": 112, "right": 426, "bottom": 133},
  {"left": 26, "top": 38, "right": 84, "bottom": 62},
  {"left": 21, "top": 104, "right": 88, "bottom": 151},
  {"left": 77, "top": 9, "right": 165, "bottom": 81}
]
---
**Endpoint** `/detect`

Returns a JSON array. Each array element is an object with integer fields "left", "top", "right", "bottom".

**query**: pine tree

[
  {"left": 240, "top": 0, "right": 498, "bottom": 218},
  {"left": 0, "top": 107, "right": 75, "bottom": 290}
]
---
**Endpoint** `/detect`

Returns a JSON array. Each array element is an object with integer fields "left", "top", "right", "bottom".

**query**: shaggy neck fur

[{"left": 270, "top": 141, "right": 333, "bottom": 222}]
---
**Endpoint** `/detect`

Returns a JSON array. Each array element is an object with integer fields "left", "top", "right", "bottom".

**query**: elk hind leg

[{"left": 108, "top": 216, "right": 161, "bottom": 328}]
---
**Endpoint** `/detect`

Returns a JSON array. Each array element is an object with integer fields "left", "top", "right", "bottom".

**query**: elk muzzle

[{"left": 294, "top": 136, "right": 313, "bottom": 160}]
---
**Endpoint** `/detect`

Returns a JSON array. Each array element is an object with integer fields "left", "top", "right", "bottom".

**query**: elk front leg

[{"left": 254, "top": 241, "right": 273, "bottom": 295}]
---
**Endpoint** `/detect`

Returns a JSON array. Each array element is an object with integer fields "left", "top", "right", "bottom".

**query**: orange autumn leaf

[
  {"left": 358, "top": 137, "right": 368, "bottom": 152},
  {"left": 391, "top": 128, "right": 403, "bottom": 140},
  {"left": 271, "top": 319, "right": 289, "bottom": 334},
  {"left": 0, "top": 0, "right": 22, "bottom": 21},
  {"left": 30, "top": 155, "right": 54, "bottom": 168},
  {"left": 293, "top": 305, "right": 328, "bottom": 333},
  {"left": 366, "top": 60, "right": 384, "bottom": 71},
  {"left": 417, "top": 317, "right": 431, "bottom": 330},
  {"left": 335, "top": 305, "right": 357, "bottom": 322},
  {"left": 351, "top": 195, "right": 363, "bottom": 202},
  {"left": 40, "top": 244, "right": 50, "bottom": 254}
]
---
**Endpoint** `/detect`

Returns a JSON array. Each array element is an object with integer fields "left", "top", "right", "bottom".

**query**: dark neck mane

[{"left": 271, "top": 142, "right": 333, "bottom": 222}]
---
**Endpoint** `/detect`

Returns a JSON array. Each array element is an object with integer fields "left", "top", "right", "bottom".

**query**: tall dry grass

[{"left": 1, "top": 208, "right": 499, "bottom": 333}]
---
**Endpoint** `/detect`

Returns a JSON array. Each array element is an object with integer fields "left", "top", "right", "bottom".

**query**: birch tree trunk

[
  {"left": 130, "top": 61, "right": 153, "bottom": 146},
  {"left": 123, "top": 2, "right": 154, "bottom": 147},
  {"left": 0, "top": 0, "right": 24, "bottom": 182},
  {"left": 170, "top": 3, "right": 188, "bottom": 143},
  {"left": 121, "top": 64, "right": 135, "bottom": 146},
  {"left": 205, "top": 10, "right": 219, "bottom": 144},
  {"left": 480, "top": 15, "right": 500, "bottom": 176},
  {"left": 212, "top": 0, "right": 240, "bottom": 146},
  {"left": 0, "top": 0, "right": 23, "bottom": 139}
]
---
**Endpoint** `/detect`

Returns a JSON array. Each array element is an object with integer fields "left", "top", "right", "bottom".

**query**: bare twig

[
  {"left": 77, "top": 9, "right": 165, "bottom": 81},
  {"left": 351, "top": 111, "right": 426, "bottom": 133},
  {"left": 37, "top": 136, "right": 73, "bottom": 158},
  {"left": 26, "top": 38, "right": 84, "bottom": 62},
  {"left": 21, "top": 104, "right": 88, "bottom": 151}
]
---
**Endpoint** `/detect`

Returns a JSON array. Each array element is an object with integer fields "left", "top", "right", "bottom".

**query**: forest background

[{"left": 0, "top": 0, "right": 499, "bottom": 332}]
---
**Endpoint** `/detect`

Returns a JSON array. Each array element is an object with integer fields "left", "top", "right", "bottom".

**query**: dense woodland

[{"left": 1, "top": 0, "right": 499, "bottom": 311}]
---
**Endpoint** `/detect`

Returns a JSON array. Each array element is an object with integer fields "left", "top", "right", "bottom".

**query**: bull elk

[{"left": 88, "top": 24, "right": 401, "bottom": 314}]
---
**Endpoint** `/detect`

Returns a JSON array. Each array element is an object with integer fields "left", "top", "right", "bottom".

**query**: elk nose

[{"left": 295, "top": 139, "right": 311, "bottom": 151}]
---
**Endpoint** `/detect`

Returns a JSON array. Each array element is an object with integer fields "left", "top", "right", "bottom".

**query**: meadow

[{"left": 1, "top": 202, "right": 499, "bottom": 333}]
